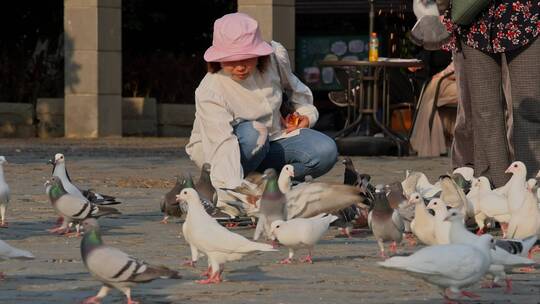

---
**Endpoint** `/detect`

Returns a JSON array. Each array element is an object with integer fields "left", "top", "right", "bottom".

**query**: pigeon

[
  {"left": 385, "top": 182, "right": 416, "bottom": 244},
  {"left": 445, "top": 210, "right": 535, "bottom": 293},
  {"left": 331, "top": 205, "right": 360, "bottom": 238},
  {"left": 378, "top": 234, "right": 494, "bottom": 302},
  {"left": 472, "top": 177, "right": 511, "bottom": 236},
  {"left": 160, "top": 176, "right": 186, "bottom": 224},
  {"left": 401, "top": 171, "right": 441, "bottom": 199},
  {"left": 503, "top": 161, "right": 529, "bottom": 211},
  {"left": 0, "top": 238, "right": 34, "bottom": 280},
  {"left": 223, "top": 165, "right": 295, "bottom": 212},
  {"left": 46, "top": 177, "right": 121, "bottom": 236},
  {"left": 254, "top": 169, "right": 286, "bottom": 242},
  {"left": 195, "top": 163, "right": 217, "bottom": 204},
  {"left": 80, "top": 219, "right": 180, "bottom": 304},
  {"left": 176, "top": 188, "right": 276, "bottom": 284},
  {"left": 0, "top": 156, "right": 9, "bottom": 228},
  {"left": 270, "top": 214, "right": 338, "bottom": 264},
  {"left": 285, "top": 181, "right": 368, "bottom": 220},
  {"left": 506, "top": 178, "right": 540, "bottom": 240},
  {"left": 453, "top": 167, "right": 475, "bottom": 183},
  {"left": 451, "top": 172, "right": 473, "bottom": 195},
  {"left": 439, "top": 174, "right": 473, "bottom": 218},
  {"left": 342, "top": 157, "right": 361, "bottom": 186},
  {"left": 426, "top": 199, "right": 452, "bottom": 245},
  {"left": 409, "top": 192, "right": 437, "bottom": 245},
  {"left": 368, "top": 188, "right": 404, "bottom": 258},
  {"left": 49, "top": 153, "right": 120, "bottom": 205}
]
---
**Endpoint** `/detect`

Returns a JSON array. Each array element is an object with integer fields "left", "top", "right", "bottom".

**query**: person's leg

[
  {"left": 462, "top": 44, "right": 511, "bottom": 187},
  {"left": 257, "top": 129, "right": 338, "bottom": 180},
  {"left": 451, "top": 50, "right": 475, "bottom": 168},
  {"left": 232, "top": 121, "right": 270, "bottom": 175},
  {"left": 507, "top": 37, "right": 540, "bottom": 178}
]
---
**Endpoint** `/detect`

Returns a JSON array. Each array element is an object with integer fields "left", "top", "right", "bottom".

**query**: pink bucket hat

[{"left": 204, "top": 13, "right": 274, "bottom": 62}]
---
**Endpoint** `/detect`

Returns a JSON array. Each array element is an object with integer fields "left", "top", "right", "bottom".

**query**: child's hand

[{"left": 281, "top": 112, "right": 309, "bottom": 133}]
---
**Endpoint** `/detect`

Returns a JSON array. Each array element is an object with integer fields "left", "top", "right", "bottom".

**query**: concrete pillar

[
  {"left": 64, "top": 0, "right": 122, "bottom": 138},
  {"left": 238, "top": 0, "right": 296, "bottom": 68}
]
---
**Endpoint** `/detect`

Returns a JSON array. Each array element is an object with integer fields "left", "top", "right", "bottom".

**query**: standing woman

[
  {"left": 444, "top": 0, "right": 540, "bottom": 186},
  {"left": 186, "top": 13, "right": 338, "bottom": 195}
]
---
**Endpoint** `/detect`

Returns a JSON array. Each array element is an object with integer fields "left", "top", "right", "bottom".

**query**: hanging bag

[{"left": 451, "top": 0, "right": 491, "bottom": 25}]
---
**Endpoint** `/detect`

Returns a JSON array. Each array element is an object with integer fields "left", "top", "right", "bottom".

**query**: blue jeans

[{"left": 233, "top": 121, "right": 338, "bottom": 181}]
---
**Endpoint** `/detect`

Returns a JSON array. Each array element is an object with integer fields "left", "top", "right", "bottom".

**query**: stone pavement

[{"left": 0, "top": 138, "right": 538, "bottom": 304}]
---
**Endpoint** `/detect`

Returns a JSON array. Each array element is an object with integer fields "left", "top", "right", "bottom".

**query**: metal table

[{"left": 320, "top": 58, "right": 423, "bottom": 156}]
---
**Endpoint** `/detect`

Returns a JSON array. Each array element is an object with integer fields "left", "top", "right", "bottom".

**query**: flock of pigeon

[{"left": 0, "top": 153, "right": 540, "bottom": 304}]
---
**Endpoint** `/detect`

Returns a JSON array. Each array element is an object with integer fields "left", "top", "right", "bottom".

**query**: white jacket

[{"left": 186, "top": 41, "right": 319, "bottom": 189}]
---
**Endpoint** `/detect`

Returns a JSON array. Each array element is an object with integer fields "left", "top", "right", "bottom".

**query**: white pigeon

[
  {"left": 401, "top": 171, "right": 441, "bottom": 199},
  {"left": 453, "top": 167, "right": 475, "bottom": 182},
  {"left": 496, "top": 161, "right": 528, "bottom": 209},
  {"left": 278, "top": 164, "right": 295, "bottom": 194},
  {"left": 409, "top": 192, "right": 437, "bottom": 245},
  {"left": 426, "top": 199, "right": 451, "bottom": 245},
  {"left": 472, "top": 177, "right": 511, "bottom": 236},
  {"left": 506, "top": 178, "right": 540, "bottom": 240},
  {"left": 270, "top": 214, "right": 338, "bottom": 264},
  {"left": 176, "top": 188, "right": 276, "bottom": 284},
  {"left": 0, "top": 238, "right": 35, "bottom": 279},
  {"left": 378, "top": 234, "right": 494, "bottom": 302},
  {"left": 0, "top": 156, "right": 9, "bottom": 227},
  {"left": 444, "top": 209, "right": 535, "bottom": 293}
]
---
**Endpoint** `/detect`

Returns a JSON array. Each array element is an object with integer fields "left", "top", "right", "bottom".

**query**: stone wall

[
  {"left": 21, "top": 99, "right": 196, "bottom": 138},
  {"left": 0, "top": 103, "right": 36, "bottom": 138}
]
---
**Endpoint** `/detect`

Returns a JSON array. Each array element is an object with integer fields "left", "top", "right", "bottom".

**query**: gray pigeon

[
  {"left": 195, "top": 163, "right": 217, "bottom": 204},
  {"left": 368, "top": 188, "right": 405, "bottom": 258},
  {"left": 0, "top": 156, "right": 9, "bottom": 228},
  {"left": 254, "top": 169, "right": 286, "bottom": 243},
  {"left": 80, "top": 219, "right": 180, "bottom": 304},
  {"left": 160, "top": 176, "right": 186, "bottom": 224},
  {"left": 46, "top": 177, "right": 121, "bottom": 236},
  {"left": 386, "top": 182, "right": 415, "bottom": 244}
]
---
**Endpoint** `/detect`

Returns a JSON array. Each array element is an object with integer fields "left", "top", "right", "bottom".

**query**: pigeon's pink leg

[
  {"left": 279, "top": 257, "right": 293, "bottom": 264},
  {"left": 201, "top": 266, "right": 212, "bottom": 277},
  {"left": 389, "top": 241, "right": 398, "bottom": 254},
  {"left": 197, "top": 266, "right": 223, "bottom": 284},
  {"left": 225, "top": 222, "right": 239, "bottom": 228},
  {"left": 159, "top": 216, "right": 169, "bottom": 224},
  {"left": 504, "top": 278, "right": 513, "bottom": 294},
  {"left": 0, "top": 221, "right": 8, "bottom": 228},
  {"left": 460, "top": 290, "right": 480, "bottom": 299},
  {"left": 82, "top": 297, "right": 102, "bottom": 304},
  {"left": 500, "top": 223, "right": 508, "bottom": 238},
  {"left": 83, "top": 286, "right": 110, "bottom": 304},
  {"left": 300, "top": 254, "right": 313, "bottom": 264},
  {"left": 0, "top": 272, "right": 5, "bottom": 280},
  {"left": 270, "top": 240, "right": 280, "bottom": 249},
  {"left": 476, "top": 227, "right": 484, "bottom": 235}
]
